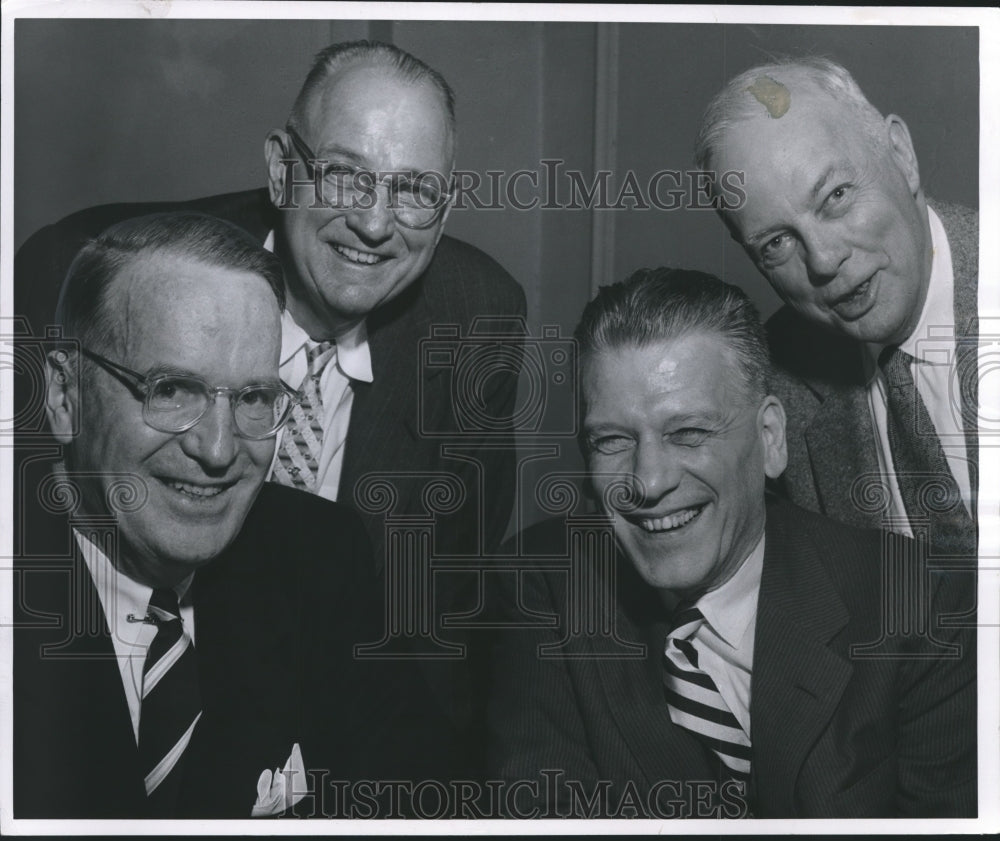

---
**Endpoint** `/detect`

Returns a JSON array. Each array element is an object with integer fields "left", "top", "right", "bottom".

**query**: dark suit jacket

[
  {"left": 15, "top": 191, "right": 526, "bottom": 764},
  {"left": 767, "top": 202, "right": 979, "bottom": 531},
  {"left": 13, "top": 479, "right": 454, "bottom": 819},
  {"left": 486, "top": 498, "right": 976, "bottom": 818},
  {"left": 15, "top": 188, "right": 527, "bottom": 567}
]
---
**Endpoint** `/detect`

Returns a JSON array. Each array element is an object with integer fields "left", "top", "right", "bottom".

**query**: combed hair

[
  {"left": 56, "top": 212, "right": 285, "bottom": 352},
  {"left": 574, "top": 267, "right": 772, "bottom": 401},
  {"left": 695, "top": 55, "right": 886, "bottom": 173},
  {"left": 288, "top": 40, "right": 456, "bottom": 143}
]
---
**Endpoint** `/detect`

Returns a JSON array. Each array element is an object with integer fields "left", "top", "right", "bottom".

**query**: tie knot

[
  {"left": 668, "top": 603, "right": 704, "bottom": 640},
  {"left": 148, "top": 587, "right": 181, "bottom": 622},
  {"left": 878, "top": 346, "right": 914, "bottom": 387},
  {"left": 307, "top": 341, "right": 336, "bottom": 375}
]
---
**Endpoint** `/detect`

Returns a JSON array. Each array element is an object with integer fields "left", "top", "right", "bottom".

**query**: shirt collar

[
  {"left": 899, "top": 205, "right": 955, "bottom": 363},
  {"left": 269, "top": 230, "right": 374, "bottom": 384},
  {"left": 863, "top": 205, "right": 953, "bottom": 376},
  {"left": 696, "top": 531, "right": 765, "bottom": 651},
  {"left": 75, "top": 528, "right": 193, "bottom": 643}
]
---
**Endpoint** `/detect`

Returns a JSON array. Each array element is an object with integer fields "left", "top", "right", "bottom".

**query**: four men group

[{"left": 11, "top": 41, "right": 979, "bottom": 820}]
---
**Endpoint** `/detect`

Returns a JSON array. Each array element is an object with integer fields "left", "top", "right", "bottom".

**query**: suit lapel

[
  {"left": 15, "top": 522, "right": 147, "bottom": 816},
  {"left": 338, "top": 279, "right": 445, "bottom": 572},
  {"left": 179, "top": 537, "right": 303, "bottom": 817},
  {"left": 592, "top": 557, "right": 719, "bottom": 786},
  {"left": 750, "top": 502, "right": 852, "bottom": 816},
  {"left": 936, "top": 202, "right": 979, "bottom": 518},
  {"left": 800, "top": 347, "right": 882, "bottom": 528}
]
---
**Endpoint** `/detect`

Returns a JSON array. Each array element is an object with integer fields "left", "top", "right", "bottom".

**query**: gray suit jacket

[{"left": 766, "top": 202, "right": 979, "bottom": 532}]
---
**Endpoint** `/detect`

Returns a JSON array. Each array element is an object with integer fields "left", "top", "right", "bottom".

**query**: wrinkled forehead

[{"left": 104, "top": 251, "right": 278, "bottom": 354}]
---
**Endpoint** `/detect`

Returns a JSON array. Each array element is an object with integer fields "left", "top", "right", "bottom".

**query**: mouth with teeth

[
  {"left": 637, "top": 503, "right": 706, "bottom": 533},
  {"left": 164, "top": 479, "right": 228, "bottom": 499},
  {"left": 333, "top": 244, "right": 385, "bottom": 265},
  {"left": 830, "top": 275, "right": 877, "bottom": 319}
]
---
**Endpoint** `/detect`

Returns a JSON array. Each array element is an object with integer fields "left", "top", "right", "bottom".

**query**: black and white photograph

[{"left": 2, "top": 1, "right": 997, "bottom": 833}]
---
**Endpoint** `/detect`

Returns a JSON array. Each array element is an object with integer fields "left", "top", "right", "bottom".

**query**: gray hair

[
  {"left": 574, "top": 267, "right": 771, "bottom": 402},
  {"left": 695, "top": 55, "right": 886, "bottom": 173}
]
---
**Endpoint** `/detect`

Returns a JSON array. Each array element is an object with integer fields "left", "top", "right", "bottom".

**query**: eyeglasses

[
  {"left": 79, "top": 348, "right": 300, "bottom": 439},
  {"left": 284, "top": 125, "right": 452, "bottom": 230}
]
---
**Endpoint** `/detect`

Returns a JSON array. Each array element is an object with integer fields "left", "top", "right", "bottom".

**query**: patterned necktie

[
  {"left": 274, "top": 341, "right": 337, "bottom": 491},
  {"left": 879, "top": 346, "right": 975, "bottom": 557},
  {"left": 663, "top": 604, "right": 751, "bottom": 778},
  {"left": 138, "top": 587, "right": 202, "bottom": 815}
]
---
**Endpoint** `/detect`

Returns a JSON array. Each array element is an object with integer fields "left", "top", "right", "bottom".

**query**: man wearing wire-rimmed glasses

[{"left": 14, "top": 212, "right": 452, "bottom": 818}]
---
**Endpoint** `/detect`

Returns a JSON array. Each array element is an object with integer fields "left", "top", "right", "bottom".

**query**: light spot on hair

[{"left": 746, "top": 75, "right": 791, "bottom": 118}]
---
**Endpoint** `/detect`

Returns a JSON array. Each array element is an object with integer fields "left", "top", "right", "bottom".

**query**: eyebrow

[
  {"left": 584, "top": 409, "right": 727, "bottom": 435},
  {"left": 743, "top": 164, "right": 841, "bottom": 248},
  {"left": 146, "top": 364, "right": 283, "bottom": 389}
]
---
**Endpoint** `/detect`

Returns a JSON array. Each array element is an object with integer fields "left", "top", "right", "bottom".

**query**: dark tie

[
  {"left": 662, "top": 604, "right": 751, "bottom": 779},
  {"left": 138, "top": 587, "right": 202, "bottom": 816},
  {"left": 878, "top": 346, "right": 976, "bottom": 558},
  {"left": 274, "top": 341, "right": 337, "bottom": 491}
]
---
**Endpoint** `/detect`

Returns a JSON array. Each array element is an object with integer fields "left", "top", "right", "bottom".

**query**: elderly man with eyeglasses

[
  {"left": 13, "top": 212, "right": 455, "bottom": 818},
  {"left": 16, "top": 40, "right": 526, "bottom": 774}
]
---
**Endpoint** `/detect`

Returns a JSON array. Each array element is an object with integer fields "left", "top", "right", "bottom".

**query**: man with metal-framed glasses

[
  {"left": 15, "top": 40, "right": 526, "bottom": 778},
  {"left": 13, "top": 212, "right": 456, "bottom": 818}
]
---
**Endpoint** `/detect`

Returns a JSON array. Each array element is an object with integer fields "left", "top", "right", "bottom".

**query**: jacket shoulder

[
  {"left": 424, "top": 234, "right": 527, "bottom": 315},
  {"left": 766, "top": 305, "right": 865, "bottom": 388}
]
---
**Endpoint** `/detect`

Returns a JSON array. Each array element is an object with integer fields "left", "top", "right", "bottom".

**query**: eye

[
  {"left": 758, "top": 233, "right": 795, "bottom": 267},
  {"left": 822, "top": 183, "right": 853, "bottom": 215},
  {"left": 589, "top": 435, "right": 635, "bottom": 455},
  {"left": 147, "top": 377, "right": 202, "bottom": 410},
  {"left": 393, "top": 174, "right": 445, "bottom": 209},
  {"left": 668, "top": 427, "right": 710, "bottom": 447}
]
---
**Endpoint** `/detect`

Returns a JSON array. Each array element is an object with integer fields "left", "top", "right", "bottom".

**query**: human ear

[
  {"left": 885, "top": 114, "right": 921, "bottom": 195},
  {"left": 758, "top": 395, "right": 788, "bottom": 480},
  {"left": 264, "top": 129, "right": 292, "bottom": 207},
  {"left": 45, "top": 349, "right": 79, "bottom": 444}
]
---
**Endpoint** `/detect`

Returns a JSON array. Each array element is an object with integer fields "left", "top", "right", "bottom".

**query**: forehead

[
  {"left": 302, "top": 63, "right": 453, "bottom": 170},
  {"left": 582, "top": 333, "right": 744, "bottom": 419},
  {"left": 718, "top": 87, "right": 870, "bottom": 174},
  {"left": 107, "top": 251, "right": 280, "bottom": 367}
]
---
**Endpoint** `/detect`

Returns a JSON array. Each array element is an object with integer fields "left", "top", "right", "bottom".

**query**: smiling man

[
  {"left": 487, "top": 268, "right": 975, "bottom": 818},
  {"left": 17, "top": 38, "right": 524, "bottom": 568},
  {"left": 13, "top": 213, "right": 451, "bottom": 818},
  {"left": 695, "top": 57, "right": 978, "bottom": 558},
  {"left": 16, "top": 41, "right": 525, "bottom": 769}
]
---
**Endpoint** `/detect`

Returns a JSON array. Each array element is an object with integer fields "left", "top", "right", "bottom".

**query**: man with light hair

[{"left": 695, "top": 57, "right": 978, "bottom": 564}]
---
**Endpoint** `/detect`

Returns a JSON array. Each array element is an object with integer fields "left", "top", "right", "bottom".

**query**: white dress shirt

[
  {"left": 664, "top": 533, "right": 764, "bottom": 739},
  {"left": 263, "top": 231, "right": 374, "bottom": 501},
  {"left": 273, "top": 311, "right": 373, "bottom": 500},
  {"left": 863, "top": 206, "right": 973, "bottom": 535},
  {"left": 74, "top": 528, "right": 194, "bottom": 743}
]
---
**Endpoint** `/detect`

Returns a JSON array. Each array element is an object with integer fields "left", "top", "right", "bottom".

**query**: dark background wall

[{"left": 13, "top": 18, "right": 980, "bottom": 530}]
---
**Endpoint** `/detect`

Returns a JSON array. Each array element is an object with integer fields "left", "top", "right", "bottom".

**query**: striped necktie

[
  {"left": 879, "top": 346, "right": 976, "bottom": 557},
  {"left": 138, "top": 587, "right": 202, "bottom": 815},
  {"left": 274, "top": 341, "right": 337, "bottom": 491},
  {"left": 662, "top": 603, "right": 751, "bottom": 778}
]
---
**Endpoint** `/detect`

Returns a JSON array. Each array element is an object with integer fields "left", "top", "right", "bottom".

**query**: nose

[
  {"left": 630, "top": 439, "right": 682, "bottom": 509},
  {"left": 343, "top": 182, "right": 397, "bottom": 243},
  {"left": 179, "top": 395, "right": 239, "bottom": 471},
  {"left": 802, "top": 225, "right": 851, "bottom": 283}
]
